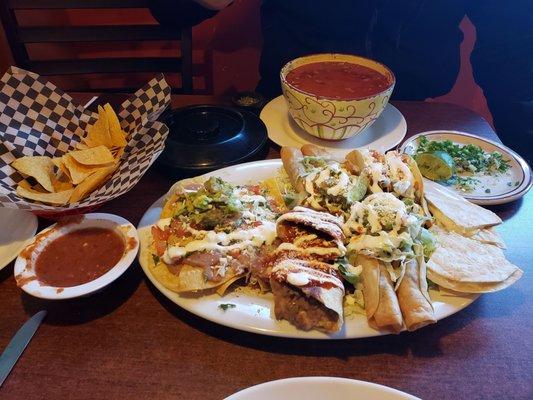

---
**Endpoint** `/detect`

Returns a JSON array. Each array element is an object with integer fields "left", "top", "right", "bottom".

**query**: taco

[{"left": 148, "top": 176, "right": 279, "bottom": 294}]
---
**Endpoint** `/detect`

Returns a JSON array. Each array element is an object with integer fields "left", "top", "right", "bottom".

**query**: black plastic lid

[{"left": 156, "top": 105, "right": 269, "bottom": 178}]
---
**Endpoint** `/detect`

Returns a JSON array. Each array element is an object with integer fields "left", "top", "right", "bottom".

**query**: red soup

[{"left": 285, "top": 61, "right": 390, "bottom": 100}]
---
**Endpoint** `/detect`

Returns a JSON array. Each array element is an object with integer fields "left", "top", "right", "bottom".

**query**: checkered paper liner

[{"left": 0, "top": 67, "right": 170, "bottom": 211}]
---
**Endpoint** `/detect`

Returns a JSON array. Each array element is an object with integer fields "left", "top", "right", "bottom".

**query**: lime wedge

[{"left": 415, "top": 151, "right": 455, "bottom": 181}]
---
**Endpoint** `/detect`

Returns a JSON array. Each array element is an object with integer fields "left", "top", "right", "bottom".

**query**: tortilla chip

[
  {"left": 16, "top": 185, "right": 73, "bottom": 205},
  {"left": 11, "top": 156, "right": 56, "bottom": 192},
  {"left": 75, "top": 142, "right": 89, "bottom": 150},
  {"left": 69, "top": 145, "right": 115, "bottom": 166},
  {"left": 161, "top": 191, "right": 180, "bottom": 219},
  {"left": 17, "top": 180, "right": 32, "bottom": 190},
  {"left": 261, "top": 177, "right": 288, "bottom": 212},
  {"left": 62, "top": 154, "right": 103, "bottom": 185},
  {"left": 51, "top": 174, "right": 73, "bottom": 192},
  {"left": 104, "top": 103, "right": 127, "bottom": 147},
  {"left": 69, "top": 164, "right": 117, "bottom": 203},
  {"left": 82, "top": 105, "right": 113, "bottom": 148},
  {"left": 111, "top": 146, "right": 125, "bottom": 161},
  {"left": 428, "top": 225, "right": 519, "bottom": 284},
  {"left": 215, "top": 274, "right": 245, "bottom": 296},
  {"left": 427, "top": 268, "right": 523, "bottom": 293},
  {"left": 424, "top": 179, "right": 502, "bottom": 233},
  {"left": 52, "top": 157, "right": 72, "bottom": 180}
]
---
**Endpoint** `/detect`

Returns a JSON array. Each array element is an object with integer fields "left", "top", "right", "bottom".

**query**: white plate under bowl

[
  {"left": 0, "top": 207, "right": 38, "bottom": 271},
  {"left": 137, "top": 159, "right": 478, "bottom": 339},
  {"left": 225, "top": 377, "right": 420, "bottom": 400},
  {"left": 260, "top": 95, "right": 406, "bottom": 157},
  {"left": 14, "top": 213, "right": 139, "bottom": 300},
  {"left": 400, "top": 130, "right": 532, "bottom": 205}
]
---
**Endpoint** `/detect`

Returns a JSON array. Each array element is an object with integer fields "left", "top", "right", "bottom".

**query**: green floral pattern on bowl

[{"left": 280, "top": 54, "right": 395, "bottom": 141}]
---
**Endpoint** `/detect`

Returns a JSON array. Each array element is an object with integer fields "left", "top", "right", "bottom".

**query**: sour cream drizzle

[{"left": 162, "top": 221, "right": 277, "bottom": 264}]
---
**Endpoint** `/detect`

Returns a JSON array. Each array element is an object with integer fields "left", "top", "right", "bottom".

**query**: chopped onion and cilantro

[{"left": 415, "top": 136, "right": 511, "bottom": 192}]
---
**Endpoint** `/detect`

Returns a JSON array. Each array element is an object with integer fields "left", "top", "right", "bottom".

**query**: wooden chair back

[{"left": 0, "top": 0, "right": 193, "bottom": 93}]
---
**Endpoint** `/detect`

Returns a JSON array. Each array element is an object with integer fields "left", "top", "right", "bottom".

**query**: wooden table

[{"left": 1, "top": 97, "right": 531, "bottom": 400}]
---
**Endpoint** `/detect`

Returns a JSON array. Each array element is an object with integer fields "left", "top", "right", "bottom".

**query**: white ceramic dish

[
  {"left": 401, "top": 130, "right": 531, "bottom": 205},
  {"left": 137, "top": 159, "right": 478, "bottom": 339},
  {"left": 225, "top": 377, "right": 420, "bottom": 400},
  {"left": 14, "top": 213, "right": 138, "bottom": 300},
  {"left": 260, "top": 95, "right": 406, "bottom": 157},
  {"left": 0, "top": 207, "right": 38, "bottom": 271}
]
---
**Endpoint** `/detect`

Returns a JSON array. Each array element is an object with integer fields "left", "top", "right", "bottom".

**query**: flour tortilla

[
  {"left": 424, "top": 179, "right": 502, "bottom": 233},
  {"left": 397, "top": 257, "right": 436, "bottom": 331},
  {"left": 280, "top": 146, "right": 306, "bottom": 193},
  {"left": 427, "top": 268, "right": 523, "bottom": 293},
  {"left": 428, "top": 225, "right": 520, "bottom": 284},
  {"left": 276, "top": 206, "right": 345, "bottom": 244},
  {"left": 270, "top": 258, "right": 345, "bottom": 332},
  {"left": 358, "top": 255, "right": 403, "bottom": 333},
  {"left": 301, "top": 144, "right": 334, "bottom": 158},
  {"left": 402, "top": 154, "right": 431, "bottom": 217},
  {"left": 468, "top": 227, "right": 506, "bottom": 249}
]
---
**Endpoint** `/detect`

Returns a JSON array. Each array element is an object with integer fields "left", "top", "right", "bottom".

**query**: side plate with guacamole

[{"left": 401, "top": 131, "right": 531, "bottom": 205}]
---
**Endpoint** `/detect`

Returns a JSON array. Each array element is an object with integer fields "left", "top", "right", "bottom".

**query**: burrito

[
  {"left": 276, "top": 206, "right": 346, "bottom": 262},
  {"left": 270, "top": 258, "right": 345, "bottom": 332}
]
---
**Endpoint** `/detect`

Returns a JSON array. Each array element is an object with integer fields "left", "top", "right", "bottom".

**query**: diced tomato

[
  {"left": 228, "top": 249, "right": 242, "bottom": 258},
  {"left": 154, "top": 240, "right": 166, "bottom": 257},
  {"left": 249, "top": 185, "right": 261, "bottom": 195},
  {"left": 152, "top": 226, "right": 170, "bottom": 241},
  {"left": 252, "top": 221, "right": 262, "bottom": 227},
  {"left": 169, "top": 219, "right": 189, "bottom": 238},
  {"left": 152, "top": 226, "right": 170, "bottom": 256}
]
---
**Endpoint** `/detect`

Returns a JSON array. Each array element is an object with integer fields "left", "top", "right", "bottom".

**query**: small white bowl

[{"left": 14, "top": 213, "right": 139, "bottom": 300}]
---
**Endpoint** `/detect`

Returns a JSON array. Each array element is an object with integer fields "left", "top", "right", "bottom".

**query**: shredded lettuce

[
  {"left": 417, "top": 228, "right": 437, "bottom": 260},
  {"left": 336, "top": 259, "right": 362, "bottom": 285}
]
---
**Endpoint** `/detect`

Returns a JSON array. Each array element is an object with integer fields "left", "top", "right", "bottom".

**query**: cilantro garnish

[
  {"left": 417, "top": 137, "right": 511, "bottom": 175},
  {"left": 218, "top": 303, "right": 236, "bottom": 311},
  {"left": 416, "top": 137, "right": 511, "bottom": 192}
]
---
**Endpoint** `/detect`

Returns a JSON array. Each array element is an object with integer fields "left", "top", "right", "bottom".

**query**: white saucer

[
  {"left": 225, "top": 377, "right": 419, "bottom": 400},
  {"left": 0, "top": 207, "right": 38, "bottom": 271},
  {"left": 260, "top": 95, "right": 407, "bottom": 157}
]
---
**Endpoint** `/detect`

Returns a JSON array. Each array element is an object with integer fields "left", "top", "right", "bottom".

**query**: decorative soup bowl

[{"left": 280, "top": 53, "right": 395, "bottom": 141}]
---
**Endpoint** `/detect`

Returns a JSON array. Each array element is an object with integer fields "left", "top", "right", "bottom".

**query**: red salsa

[
  {"left": 285, "top": 61, "right": 390, "bottom": 99},
  {"left": 34, "top": 227, "right": 125, "bottom": 287}
]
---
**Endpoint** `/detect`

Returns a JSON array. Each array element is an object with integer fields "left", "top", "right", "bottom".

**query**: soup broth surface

[{"left": 286, "top": 61, "right": 390, "bottom": 99}]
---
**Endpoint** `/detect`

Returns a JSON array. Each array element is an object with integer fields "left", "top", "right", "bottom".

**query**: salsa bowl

[
  {"left": 280, "top": 53, "right": 395, "bottom": 141},
  {"left": 14, "top": 213, "right": 139, "bottom": 300}
]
